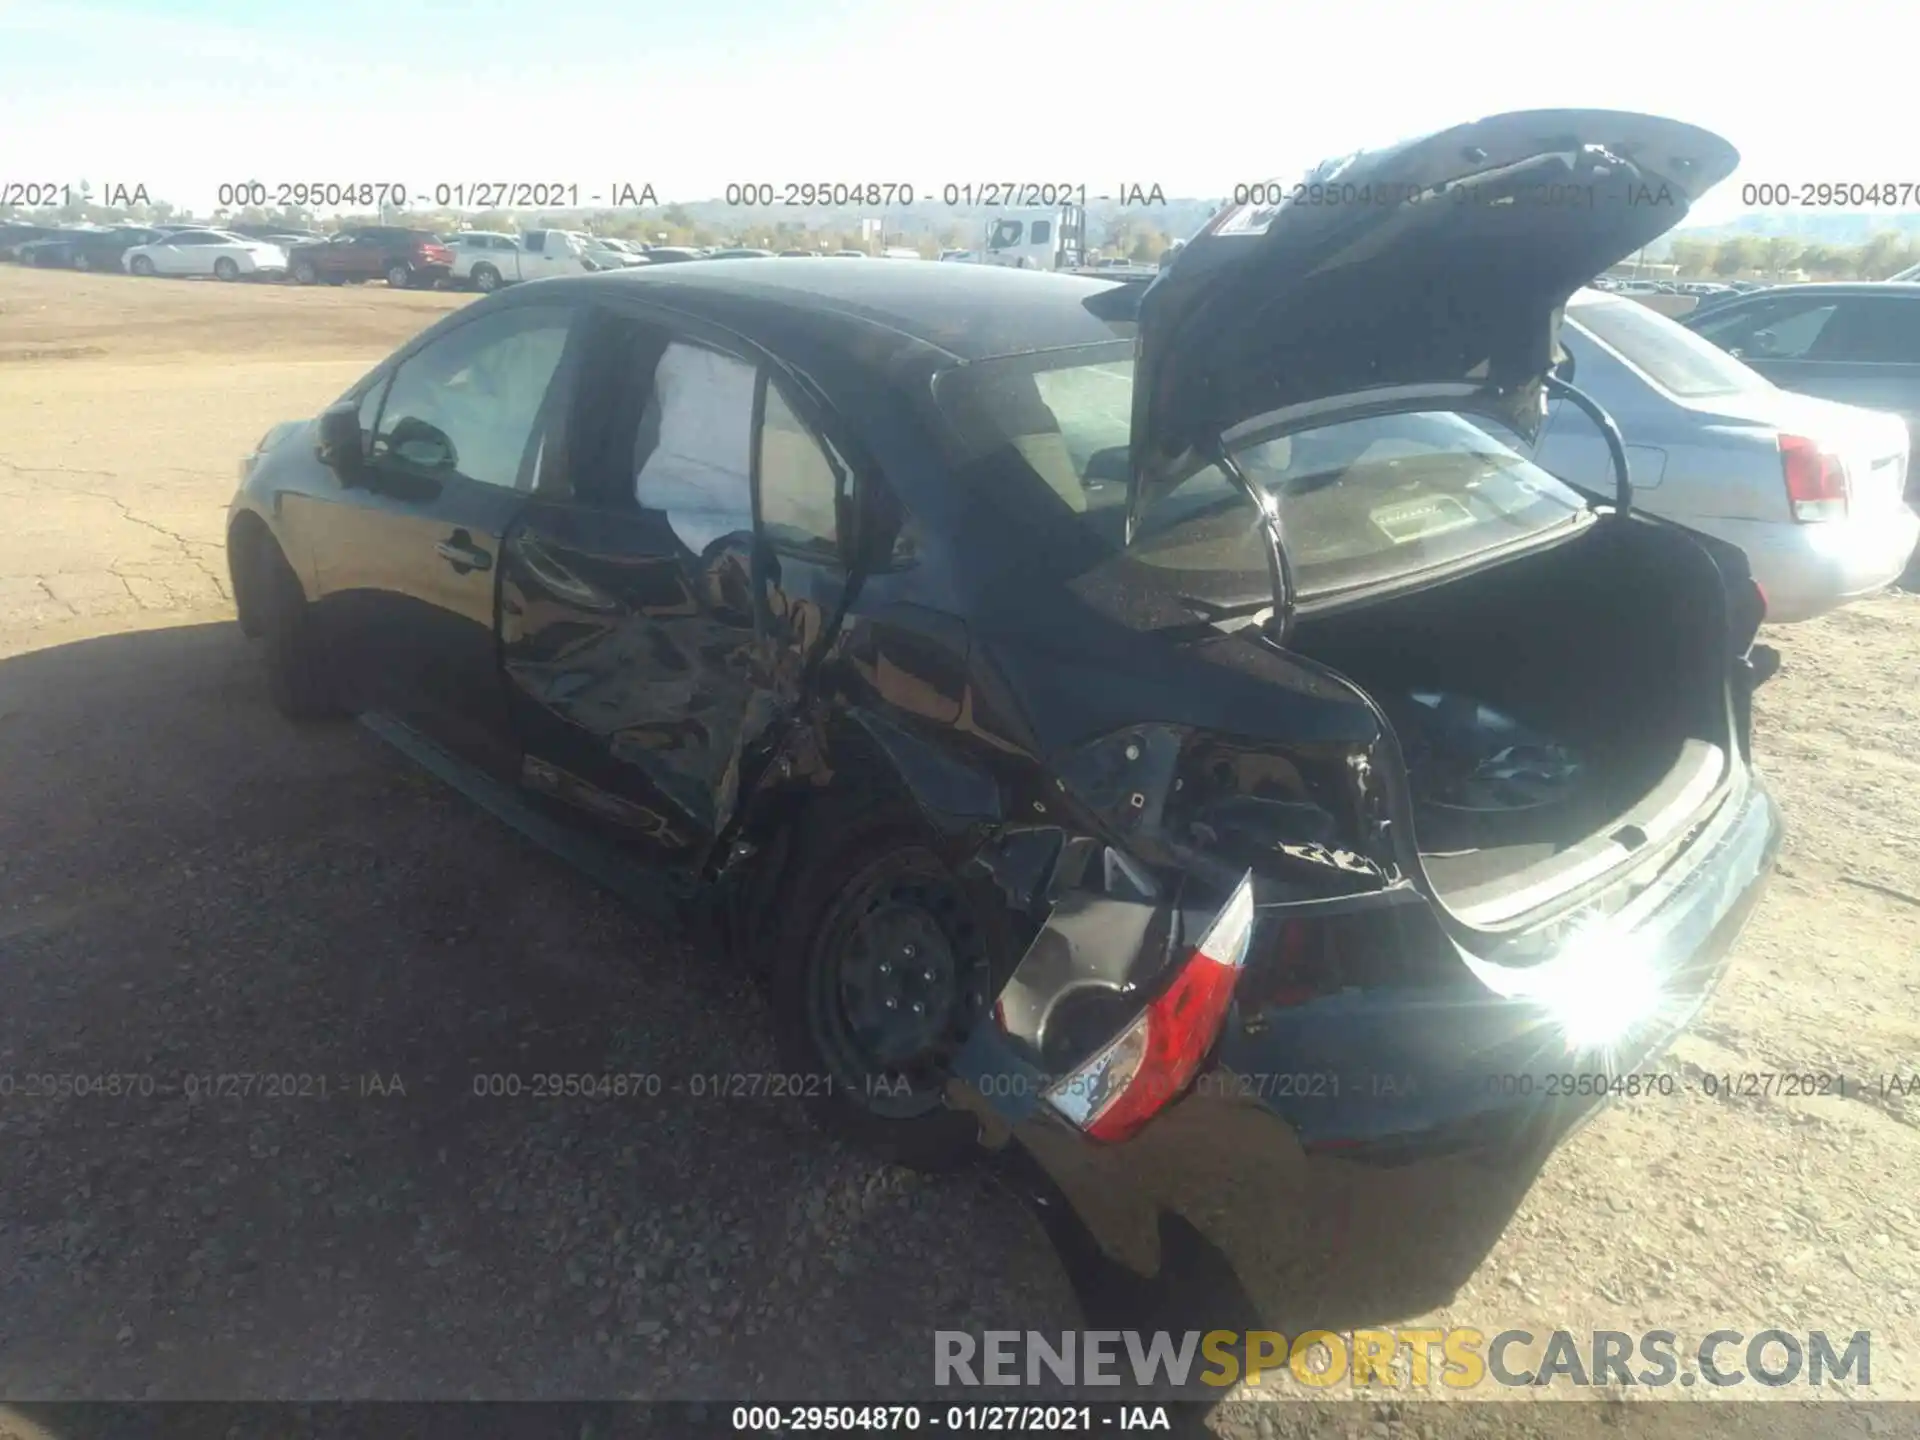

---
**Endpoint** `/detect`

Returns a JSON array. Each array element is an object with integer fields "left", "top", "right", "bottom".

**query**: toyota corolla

[{"left": 228, "top": 108, "right": 1783, "bottom": 1317}]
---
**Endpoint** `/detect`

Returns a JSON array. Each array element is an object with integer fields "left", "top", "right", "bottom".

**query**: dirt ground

[{"left": 0, "top": 265, "right": 1915, "bottom": 1435}]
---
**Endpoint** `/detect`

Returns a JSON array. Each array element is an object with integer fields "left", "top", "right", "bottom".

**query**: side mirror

[
  {"left": 315, "top": 401, "right": 365, "bottom": 482},
  {"left": 387, "top": 416, "right": 457, "bottom": 472}
]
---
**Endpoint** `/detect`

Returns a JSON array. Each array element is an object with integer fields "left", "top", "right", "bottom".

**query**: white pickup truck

[{"left": 446, "top": 229, "right": 593, "bottom": 292}]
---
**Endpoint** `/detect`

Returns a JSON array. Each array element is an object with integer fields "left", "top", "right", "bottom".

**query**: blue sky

[{"left": 1, "top": 0, "right": 1913, "bottom": 226}]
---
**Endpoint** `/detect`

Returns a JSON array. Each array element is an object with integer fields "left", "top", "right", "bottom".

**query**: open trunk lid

[{"left": 1126, "top": 109, "right": 1741, "bottom": 539}]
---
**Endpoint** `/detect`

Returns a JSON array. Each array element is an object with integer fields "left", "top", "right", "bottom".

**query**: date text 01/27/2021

[
  {"left": 729, "top": 1405, "right": 1172, "bottom": 1432},
  {"left": 211, "top": 181, "right": 661, "bottom": 210}
]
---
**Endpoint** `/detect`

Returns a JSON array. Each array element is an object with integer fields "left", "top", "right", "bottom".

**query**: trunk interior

[{"left": 1288, "top": 519, "right": 1735, "bottom": 928}]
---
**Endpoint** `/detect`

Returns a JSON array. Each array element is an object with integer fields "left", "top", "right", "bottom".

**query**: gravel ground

[{"left": 0, "top": 264, "right": 1916, "bottom": 1435}]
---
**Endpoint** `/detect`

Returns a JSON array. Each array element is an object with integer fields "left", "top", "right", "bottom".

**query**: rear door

[
  {"left": 1797, "top": 296, "right": 1920, "bottom": 465},
  {"left": 1693, "top": 292, "right": 1920, "bottom": 476},
  {"left": 306, "top": 299, "right": 580, "bottom": 776},
  {"left": 152, "top": 233, "right": 205, "bottom": 274},
  {"left": 343, "top": 228, "right": 391, "bottom": 281},
  {"left": 499, "top": 303, "right": 853, "bottom": 876},
  {"left": 522, "top": 230, "right": 578, "bottom": 280},
  {"left": 315, "top": 231, "right": 360, "bottom": 279}
]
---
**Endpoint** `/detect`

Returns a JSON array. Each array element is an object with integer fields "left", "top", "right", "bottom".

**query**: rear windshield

[
  {"left": 1567, "top": 292, "right": 1764, "bottom": 398},
  {"left": 935, "top": 347, "right": 1591, "bottom": 611}
]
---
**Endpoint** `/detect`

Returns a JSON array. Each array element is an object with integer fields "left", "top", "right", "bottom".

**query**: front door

[
  {"left": 306, "top": 300, "right": 579, "bottom": 776},
  {"left": 499, "top": 306, "right": 852, "bottom": 877}
]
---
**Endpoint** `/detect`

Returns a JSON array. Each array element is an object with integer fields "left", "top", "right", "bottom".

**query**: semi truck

[{"left": 943, "top": 203, "right": 1163, "bottom": 279}]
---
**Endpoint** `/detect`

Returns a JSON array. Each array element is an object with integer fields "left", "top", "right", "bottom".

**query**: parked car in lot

[
  {"left": 639, "top": 246, "right": 704, "bottom": 264},
  {"left": 1536, "top": 288, "right": 1915, "bottom": 620},
  {"left": 288, "top": 227, "right": 453, "bottom": 288},
  {"left": 709, "top": 247, "right": 775, "bottom": 259},
  {"left": 20, "top": 225, "right": 172, "bottom": 272},
  {"left": 225, "top": 110, "right": 1781, "bottom": 1317},
  {"left": 13, "top": 227, "right": 104, "bottom": 266},
  {"left": 446, "top": 230, "right": 593, "bottom": 292},
  {"left": 122, "top": 230, "right": 288, "bottom": 280},
  {"left": 0, "top": 223, "right": 67, "bottom": 260},
  {"left": 575, "top": 234, "right": 649, "bottom": 270},
  {"left": 1680, "top": 283, "right": 1920, "bottom": 478}
]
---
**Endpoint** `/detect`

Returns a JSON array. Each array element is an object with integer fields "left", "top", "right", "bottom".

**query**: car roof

[
  {"left": 543, "top": 257, "right": 1129, "bottom": 362},
  {"left": 1707, "top": 282, "right": 1920, "bottom": 300}
]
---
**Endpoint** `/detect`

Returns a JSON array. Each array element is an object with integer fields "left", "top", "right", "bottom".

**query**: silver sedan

[{"left": 1536, "top": 288, "right": 1917, "bottom": 622}]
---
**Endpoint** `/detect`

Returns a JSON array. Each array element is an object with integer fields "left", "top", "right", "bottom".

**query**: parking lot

[{"left": 1, "top": 264, "right": 1917, "bottom": 1425}]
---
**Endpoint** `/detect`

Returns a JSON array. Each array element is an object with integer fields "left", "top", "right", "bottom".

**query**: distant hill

[
  {"left": 475, "top": 195, "right": 1225, "bottom": 246},
  {"left": 1650, "top": 211, "right": 1920, "bottom": 256}
]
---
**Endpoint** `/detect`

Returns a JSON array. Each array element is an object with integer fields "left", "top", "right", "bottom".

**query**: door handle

[{"left": 436, "top": 533, "right": 493, "bottom": 573}]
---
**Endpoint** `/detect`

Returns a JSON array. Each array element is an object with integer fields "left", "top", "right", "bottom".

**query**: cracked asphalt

[{"left": 0, "top": 263, "right": 1916, "bottom": 1435}]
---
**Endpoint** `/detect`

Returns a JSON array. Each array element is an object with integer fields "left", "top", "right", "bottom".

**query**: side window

[
  {"left": 633, "top": 342, "right": 757, "bottom": 554},
  {"left": 1031, "top": 220, "right": 1052, "bottom": 246},
  {"left": 1813, "top": 299, "right": 1920, "bottom": 363},
  {"left": 758, "top": 384, "right": 841, "bottom": 561},
  {"left": 370, "top": 305, "right": 574, "bottom": 489},
  {"left": 526, "top": 231, "right": 548, "bottom": 253},
  {"left": 1697, "top": 299, "right": 1837, "bottom": 360}
]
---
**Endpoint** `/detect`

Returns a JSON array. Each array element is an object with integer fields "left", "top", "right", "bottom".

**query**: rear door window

[
  {"left": 1691, "top": 296, "right": 1839, "bottom": 360},
  {"left": 632, "top": 342, "right": 757, "bottom": 553},
  {"left": 1566, "top": 293, "right": 1764, "bottom": 397},
  {"left": 1809, "top": 298, "right": 1920, "bottom": 363}
]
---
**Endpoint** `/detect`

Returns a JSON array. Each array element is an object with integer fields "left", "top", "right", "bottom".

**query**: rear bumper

[
  {"left": 1682, "top": 507, "right": 1920, "bottom": 621},
  {"left": 966, "top": 770, "right": 1781, "bottom": 1307}
]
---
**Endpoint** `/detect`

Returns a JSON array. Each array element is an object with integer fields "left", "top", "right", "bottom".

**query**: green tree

[
  {"left": 1668, "top": 236, "right": 1717, "bottom": 277},
  {"left": 1761, "top": 236, "right": 1803, "bottom": 278},
  {"left": 1712, "top": 236, "right": 1763, "bottom": 278},
  {"left": 1858, "top": 231, "right": 1914, "bottom": 280}
]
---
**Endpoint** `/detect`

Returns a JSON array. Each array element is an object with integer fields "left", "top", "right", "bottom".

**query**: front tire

[
  {"left": 767, "top": 826, "right": 1003, "bottom": 1171},
  {"left": 249, "top": 537, "right": 345, "bottom": 722},
  {"left": 130, "top": 255, "right": 156, "bottom": 277},
  {"left": 73, "top": 250, "right": 92, "bottom": 272},
  {"left": 386, "top": 262, "right": 413, "bottom": 289},
  {"left": 292, "top": 258, "right": 318, "bottom": 285},
  {"left": 214, "top": 257, "right": 240, "bottom": 281}
]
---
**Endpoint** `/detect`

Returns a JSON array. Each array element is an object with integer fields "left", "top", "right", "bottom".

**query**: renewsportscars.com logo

[{"left": 934, "top": 1328, "right": 1872, "bottom": 1391}]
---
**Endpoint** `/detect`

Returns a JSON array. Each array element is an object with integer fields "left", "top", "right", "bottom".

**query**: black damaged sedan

[{"left": 229, "top": 109, "right": 1781, "bottom": 1316}]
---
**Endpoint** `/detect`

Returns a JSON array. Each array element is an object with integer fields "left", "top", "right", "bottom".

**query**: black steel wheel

[{"left": 769, "top": 831, "right": 999, "bottom": 1170}]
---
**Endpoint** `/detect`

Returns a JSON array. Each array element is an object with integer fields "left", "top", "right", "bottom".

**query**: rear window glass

[
  {"left": 936, "top": 348, "right": 1590, "bottom": 611},
  {"left": 1567, "top": 293, "right": 1764, "bottom": 397}
]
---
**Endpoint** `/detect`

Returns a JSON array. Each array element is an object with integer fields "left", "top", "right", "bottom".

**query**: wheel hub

[{"left": 839, "top": 903, "right": 957, "bottom": 1067}]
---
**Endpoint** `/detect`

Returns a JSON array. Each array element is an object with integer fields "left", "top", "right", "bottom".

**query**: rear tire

[
  {"left": 72, "top": 251, "right": 92, "bottom": 272},
  {"left": 471, "top": 263, "right": 502, "bottom": 293},
  {"left": 130, "top": 255, "right": 156, "bottom": 277},
  {"left": 249, "top": 537, "right": 345, "bottom": 722},
  {"left": 292, "top": 258, "right": 318, "bottom": 285},
  {"left": 766, "top": 822, "right": 1003, "bottom": 1172}
]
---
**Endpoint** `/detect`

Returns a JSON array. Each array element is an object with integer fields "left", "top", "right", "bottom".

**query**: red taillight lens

[
  {"left": 1044, "top": 873, "right": 1256, "bottom": 1143},
  {"left": 1779, "top": 434, "right": 1848, "bottom": 522}
]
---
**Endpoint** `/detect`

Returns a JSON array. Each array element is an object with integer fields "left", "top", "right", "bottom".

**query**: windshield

[
  {"left": 1567, "top": 290, "right": 1765, "bottom": 398},
  {"left": 935, "top": 347, "right": 1591, "bottom": 617}
]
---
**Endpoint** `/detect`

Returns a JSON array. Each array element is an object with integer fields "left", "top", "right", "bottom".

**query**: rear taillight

[
  {"left": 1779, "top": 434, "right": 1849, "bottom": 522},
  {"left": 1044, "top": 872, "right": 1256, "bottom": 1143}
]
